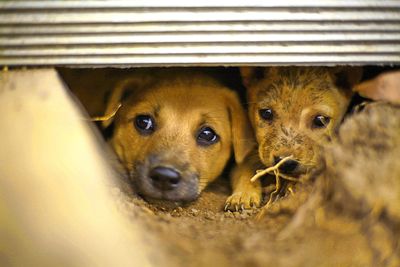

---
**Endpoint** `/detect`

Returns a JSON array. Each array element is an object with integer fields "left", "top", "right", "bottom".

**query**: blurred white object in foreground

[{"left": 0, "top": 69, "right": 152, "bottom": 267}]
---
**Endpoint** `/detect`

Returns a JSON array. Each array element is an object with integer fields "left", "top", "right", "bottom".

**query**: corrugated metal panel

[{"left": 0, "top": 0, "right": 399, "bottom": 67}]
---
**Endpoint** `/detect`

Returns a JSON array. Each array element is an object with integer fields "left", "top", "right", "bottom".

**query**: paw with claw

[{"left": 224, "top": 191, "right": 261, "bottom": 212}]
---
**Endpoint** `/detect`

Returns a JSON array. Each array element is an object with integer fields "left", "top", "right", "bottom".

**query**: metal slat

[
  {"left": 4, "top": 44, "right": 399, "bottom": 56},
  {"left": 2, "top": 32, "right": 400, "bottom": 46},
  {"left": 1, "top": 10, "right": 400, "bottom": 24},
  {"left": 2, "top": 54, "right": 400, "bottom": 66},
  {"left": 2, "top": 22, "right": 400, "bottom": 35},
  {"left": 1, "top": 0, "right": 400, "bottom": 9}
]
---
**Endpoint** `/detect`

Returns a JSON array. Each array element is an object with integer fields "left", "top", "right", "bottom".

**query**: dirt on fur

[{"left": 111, "top": 103, "right": 400, "bottom": 267}]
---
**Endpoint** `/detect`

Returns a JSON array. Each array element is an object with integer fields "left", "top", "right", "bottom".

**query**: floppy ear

[
  {"left": 225, "top": 90, "right": 256, "bottom": 164},
  {"left": 330, "top": 67, "right": 363, "bottom": 98},
  {"left": 102, "top": 76, "right": 152, "bottom": 128}
]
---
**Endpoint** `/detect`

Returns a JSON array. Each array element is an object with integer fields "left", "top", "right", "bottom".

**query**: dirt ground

[
  {"left": 112, "top": 175, "right": 374, "bottom": 267},
  {"left": 110, "top": 103, "right": 400, "bottom": 267}
]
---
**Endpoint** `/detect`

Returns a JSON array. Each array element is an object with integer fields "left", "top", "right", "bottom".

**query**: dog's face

[
  {"left": 108, "top": 72, "right": 253, "bottom": 202},
  {"left": 242, "top": 67, "right": 361, "bottom": 176}
]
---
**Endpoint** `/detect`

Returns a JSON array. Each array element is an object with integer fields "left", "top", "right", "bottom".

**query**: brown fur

[
  {"left": 225, "top": 66, "right": 362, "bottom": 211},
  {"left": 103, "top": 69, "right": 254, "bottom": 202}
]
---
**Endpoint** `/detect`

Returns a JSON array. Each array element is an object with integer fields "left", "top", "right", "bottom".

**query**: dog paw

[{"left": 224, "top": 191, "right": 261, "bottom": 212}]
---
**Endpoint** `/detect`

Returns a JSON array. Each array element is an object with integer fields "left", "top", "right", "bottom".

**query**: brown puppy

[
  {"left": 225, "top": 67, "right": 362, "bottom": 211},
  {"left": 103, "top": 69, "right": 254, "bottom": 203}
]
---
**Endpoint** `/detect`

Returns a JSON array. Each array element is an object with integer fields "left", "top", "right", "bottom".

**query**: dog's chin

[
  {"left": 138, "top": 189, "right": 199, "bottom": 203},
  {"left": 131, "top": 173, "right": 200, "bottom": 203}
]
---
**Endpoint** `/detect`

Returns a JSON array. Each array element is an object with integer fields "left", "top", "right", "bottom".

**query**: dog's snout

[
  {"left": 149, "top": 167, "right": 181, "bottom": 191},
  {"left": 273, "top": 156, "right": 299, "bottom": 174}
]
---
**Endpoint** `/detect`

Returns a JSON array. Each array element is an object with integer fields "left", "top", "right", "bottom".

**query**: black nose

[
  {"left": 273, "top": 156, "right": 299, "bottom": 174},
  {"left": 149, "top": 167, "right": 181, "bottom": 191}
]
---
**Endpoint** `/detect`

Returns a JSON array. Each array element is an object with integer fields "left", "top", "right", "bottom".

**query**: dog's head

[
  {"left": 241, "top": 67, "right": 362, "bottom": 176},
  {"left": 106, "top": 70, "right": 254, "bottom": 202}
]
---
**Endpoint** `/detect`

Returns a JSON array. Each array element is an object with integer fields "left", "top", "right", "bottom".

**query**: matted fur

[{"left": 226, "top": 67, "right": 362, "bottom": 211}]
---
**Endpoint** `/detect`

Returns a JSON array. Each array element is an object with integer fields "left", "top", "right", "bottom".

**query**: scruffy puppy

[
  {"left": 101, "top": 69, "right": 254, "bottom": 203},
  {"left": 225, "top": 67, "right": 362, "bottom": 211}
]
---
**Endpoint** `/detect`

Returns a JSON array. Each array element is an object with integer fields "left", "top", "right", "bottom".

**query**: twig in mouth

[
  {"left": 250, "top": 156, "right": 302, "bottom": 219},
  {"left": 250, "top": 155, "right": 294, "bottom": 182}
]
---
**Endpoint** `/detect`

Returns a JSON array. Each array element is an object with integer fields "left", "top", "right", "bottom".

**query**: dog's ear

[
  {"left": 330, "top": 67, "right": 363, "bottom": 97},
  {"left": 239, "top": 67, "right": 269, "bottom": 88},
  {"left": 102, "top": 79, "right": 135, "bottom": 128},
  {"left": 102, "top": 76, "right": 152, "bottom": 128},
  {"left": 225, "top": 91, "right": 256, "bottom": 164}
]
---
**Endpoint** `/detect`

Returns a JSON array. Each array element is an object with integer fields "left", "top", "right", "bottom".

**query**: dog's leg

[{"left": 225, "top": 152, "right": 262, "bottom": 212}]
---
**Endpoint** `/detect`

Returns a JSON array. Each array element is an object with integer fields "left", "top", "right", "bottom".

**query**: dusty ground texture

[{"left": 110, "top": 102, "right": 400, "bottom": 267}]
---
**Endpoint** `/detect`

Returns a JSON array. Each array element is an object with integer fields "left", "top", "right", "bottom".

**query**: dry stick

[
  {"left": 268, "top": 169, "right": 282, "bottom": 206},
  {"left": 250, "top": 155, "right": 294, "bottom": 182},
  {"left": 249, "top": 156, "right": 299, "bottom": 219},
  {"left": 90, "top": 103, "right": 122, "bottom": 122},
  {"left": 279, "top": 173, "right": 301, "bottom": 183}
]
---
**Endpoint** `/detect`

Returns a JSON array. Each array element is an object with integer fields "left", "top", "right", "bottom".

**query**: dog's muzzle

[
  {"left": 273, "top": 156, "right": 299, "bottom": 174},
  {"left": 132, "top": 158, "right": 199, "bottom": 202}
]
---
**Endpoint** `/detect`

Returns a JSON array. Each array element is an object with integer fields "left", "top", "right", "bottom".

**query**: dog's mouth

[
  {"left": 131, "top": 161, "right": 200, "bottom": 202},
  {"left": 261, "top": 157, "right": 314, "bottom": 177}
]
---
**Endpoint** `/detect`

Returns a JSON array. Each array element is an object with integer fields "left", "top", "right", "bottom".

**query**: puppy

[
  {"left": 103, "top": 69, "right": 254, "bottom": 203},
  {"left": 225, "top": 67, "right": 362, "bottom": 211}
]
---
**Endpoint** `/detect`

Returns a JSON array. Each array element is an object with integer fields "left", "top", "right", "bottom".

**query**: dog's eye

[
  {"left": 197, "top": 126, "right": 219, "bottom": 146},
  {"left": 134, "top": 115, "right": 155, "bottom": 134},
  {"left": 312, "top": 115, "right": 330, "bottom": 128},
  {"left": 259, "top": 108, "right": 274, "bottom": 121}
]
